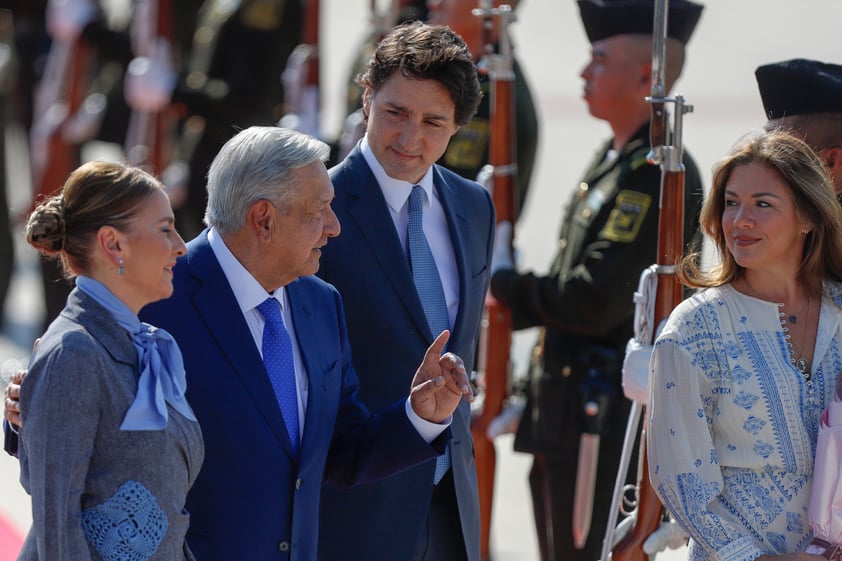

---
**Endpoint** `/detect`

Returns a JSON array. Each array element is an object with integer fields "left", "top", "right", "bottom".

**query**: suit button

[
  {"left": 278, "top": 541, "right": 290, "bottom": 552},
  {"left": 295, "top": 478, "right": 302, "bottom": 490}
]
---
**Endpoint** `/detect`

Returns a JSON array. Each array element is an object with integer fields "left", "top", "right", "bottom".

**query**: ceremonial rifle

[
  {"left": 470, "top": 3, "right": 518, "bottom": 560},
  {"left": 124, "top": 0, "right": 179, "bottom": 176},
  {"left": 28, "top": 25, "right": 95, "bottom": 213},
  {"left": 606, "top": 1, "right": 692, "bottom": 560},
  {"left": 279, "top": 0, "right": 321, "bottom": 139}
]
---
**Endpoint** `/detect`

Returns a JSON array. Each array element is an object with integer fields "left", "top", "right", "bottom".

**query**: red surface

[{"left": 0, "top": 513, "right": 23, "bottom": 561}]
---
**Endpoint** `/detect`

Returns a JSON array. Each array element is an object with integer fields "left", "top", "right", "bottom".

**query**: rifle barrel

[
  {"left": 611, "top": 1, "right": 690, "bottom": 560},
  {"left": 471, "top": 6, "right": 519, "bottom": 561}
]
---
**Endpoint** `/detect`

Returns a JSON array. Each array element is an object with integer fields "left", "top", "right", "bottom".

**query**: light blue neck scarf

[{"left": 76, "top": 276, "right": 196, "bottom": 430}]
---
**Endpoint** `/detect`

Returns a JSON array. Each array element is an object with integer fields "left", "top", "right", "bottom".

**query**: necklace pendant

[
  {"left": 788, "top": 315, "right": 797, "bottom": 324},
  {"left": 795, "top": 356, "right": 810, "bottom": 376}
]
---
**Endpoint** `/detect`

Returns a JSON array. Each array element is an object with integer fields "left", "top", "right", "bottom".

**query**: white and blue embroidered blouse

[{"left": 648, "top": 283, "right": 842, "bottom": 561}]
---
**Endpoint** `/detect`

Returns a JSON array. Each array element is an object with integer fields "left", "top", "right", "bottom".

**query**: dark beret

[
  {"left": 577, "top": 0, "right": 703, "bottom": 45},
  {"left": 755, "top": 58, "right": 842, "bottom": 119}
]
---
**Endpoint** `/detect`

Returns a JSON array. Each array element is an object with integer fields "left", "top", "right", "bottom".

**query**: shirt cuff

[{"left": 405, "top": 399, "right": 451, "bottom": 443}]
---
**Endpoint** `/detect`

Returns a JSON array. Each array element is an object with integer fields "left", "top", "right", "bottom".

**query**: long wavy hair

[{"left": 679, "top": 129, "right": 842, "bottom": 292}]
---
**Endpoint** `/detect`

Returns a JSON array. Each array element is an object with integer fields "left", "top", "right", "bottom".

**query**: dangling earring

[{"left": 118, "top": 258, "right": 124, "bottom": 276}]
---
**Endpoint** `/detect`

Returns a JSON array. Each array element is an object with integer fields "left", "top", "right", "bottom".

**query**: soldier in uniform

[
  {"left": 489, "top": 1, "right": 704, "bottom": 560},
  {"left": 127, "top": 0, "right": 303, "bottom": 239},
  {"left": 426, "top": 0, "right": 538, "bottom": 211},
  {"left": 755, "top": 58, "right": 842, "bottom": 194},
  {"left": 27, "top": 0, "right": 134, "bottom": 331}
]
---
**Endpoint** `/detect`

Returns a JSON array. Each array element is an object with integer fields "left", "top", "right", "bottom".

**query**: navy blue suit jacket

[
  {"left": 317, "top": 147, "right": 495, "bottom": 561},
  {"left": 141, "top": 232, "right": 445, "bottom": 561}
]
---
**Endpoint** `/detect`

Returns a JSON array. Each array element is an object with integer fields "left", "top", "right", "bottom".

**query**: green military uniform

[
  {"left": 168, "top": 0, "right": 302, "bottom": 238},
  {"left": 441, "top": 60, "right": 538, "bottom": 212},
  {"left": 491, "top": 123, "right": 703, "bottom": 561},
  {"left": 26, "top": 2, "right": 134, "bottom": 331}
]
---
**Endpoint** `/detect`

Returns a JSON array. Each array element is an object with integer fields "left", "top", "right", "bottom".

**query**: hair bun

[{"left": 26, "top": 196, "right": 67, "bottom": 254}]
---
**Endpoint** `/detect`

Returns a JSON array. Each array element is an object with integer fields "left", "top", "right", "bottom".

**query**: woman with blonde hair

[{"left": 17, "top": 161, "right": 203, "bottom": 560}]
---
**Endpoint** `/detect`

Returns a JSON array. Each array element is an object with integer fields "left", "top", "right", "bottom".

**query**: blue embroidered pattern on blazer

[{"left": 81, "top": 480, "right": 168, "bottom": 561}]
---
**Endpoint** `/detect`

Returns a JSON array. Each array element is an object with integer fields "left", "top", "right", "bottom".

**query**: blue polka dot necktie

[
  {"left": 258, "top": 297, "right": 300, "bottom": 456},
  {"left": 407, "top": 185, "right": 451, "bottom": 484}
]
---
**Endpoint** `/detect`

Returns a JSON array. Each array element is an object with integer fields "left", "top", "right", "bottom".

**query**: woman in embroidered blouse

[
  {"left": 17, "top": 161, "right": 203, "bottom": 560},
  {"left": 648, "top": 129, "right": 842, "bottom": 561}
]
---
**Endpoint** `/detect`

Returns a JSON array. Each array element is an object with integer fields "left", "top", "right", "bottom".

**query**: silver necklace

[
  {"left": 779, "top": 296, "right": 811, "bottom": 380},
  {"left": 742, "top": 277, "right": 812, "bottom": 381},
  {"left": 782, "top": 299, "right": 810, "bottom": 325}
]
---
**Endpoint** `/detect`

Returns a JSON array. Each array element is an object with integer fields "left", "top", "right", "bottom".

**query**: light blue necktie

[
  {"left": 258, "top": 297, "right": 300, "bottom": 456},
  {"left": 407, "top": 185, "right": 451, "bottom": 484}
]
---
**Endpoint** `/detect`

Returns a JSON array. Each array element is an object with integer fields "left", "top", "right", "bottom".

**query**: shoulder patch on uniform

[
  {"left": 240, "top": 0, "right": 285, "bottom": 30},
  {"left": 443, "top": 119, "right": 490, "bottom": 170},
  {"left": 600, "top": 190, "right": 652, "bottom": 243}
]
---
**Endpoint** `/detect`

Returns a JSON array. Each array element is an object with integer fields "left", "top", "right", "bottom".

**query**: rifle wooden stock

[
  {"left": 609, "top": 1, "right": 689, "bottom": 557},
  {"left": 29, "top": 38, "right": 94, "bottom": 214},
  {"left": 473, "top": 165, "right": 516, "bottom": 561},
  {"left": 611, "top": 170, "right": 684, "bottom": 561},
  {"left": 471, "top": 5, "right": 518, "bottom": 559},
  {"left": 472, "top": 294, "right": 511, "bottom": 561},
  {"left": 125, "top": 0, "right": 178, "bottom": 176},
  {"left": 279, "top": 0, "right": 320, "bottom": 137},
  {"left": 301, "top": 0, "right": 320, "bottom": 127},
  {"left": 303, "top": 0, "right": 319, "bottom": 80},
  {"left": 653, "top": 171, "right": 686, "bottom": 312},
  {"left": 151, "top": 0, "right": 175, "bottom": 175}
]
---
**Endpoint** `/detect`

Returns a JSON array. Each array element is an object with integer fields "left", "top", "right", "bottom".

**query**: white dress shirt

[
  {"left": 209, "top": 228, "right": 308, "bottom": 440},
  {"left": 361, "top": 136, "right": 460, "bottom": 329},
  {"left": 207, "top": 228, "right": 448, "bottom": 443}
]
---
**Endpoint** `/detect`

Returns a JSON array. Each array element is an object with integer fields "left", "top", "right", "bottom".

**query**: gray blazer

[{"left": 18, "top": 288, "right": 204, "bottom": 561}]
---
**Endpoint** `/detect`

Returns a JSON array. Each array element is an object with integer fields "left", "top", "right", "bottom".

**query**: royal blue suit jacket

[
  {"left": 141, "top": 232, "right": 445, "bottom": 561},
  {"left": 317, "top": 147, "right": 495, "bottom": 561}
]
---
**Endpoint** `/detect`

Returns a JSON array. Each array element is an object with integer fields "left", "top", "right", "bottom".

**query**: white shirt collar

[
  {"left": 360, "top": 135, "right": 436, "bottom": 213},
  {"left": 207, "top": 228, "right": 286, "bottom": 314}
]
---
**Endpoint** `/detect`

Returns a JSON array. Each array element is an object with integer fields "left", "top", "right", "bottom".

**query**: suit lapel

[
  {"left": 187, "top": 236, "right": 297, "bottom": 458},
  {"left": 343, "top": 150, "right": 433, "bottom": 340},
  {"left": 285, "top": 279, "right": 326, "bottom": 465},
  {"left": 65, "top": 289, "right": 136, "bottom": 367},
  {"left": 432, "top": 166, "right": 471, "bottom": 350}
]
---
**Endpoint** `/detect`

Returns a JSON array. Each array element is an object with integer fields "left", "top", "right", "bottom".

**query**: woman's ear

[{"left": 97, "top": 225, "right": 124, "bottom": 269}]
